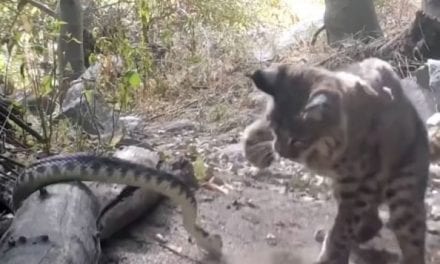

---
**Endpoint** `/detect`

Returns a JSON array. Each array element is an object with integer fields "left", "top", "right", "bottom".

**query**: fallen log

[
  {"left": 0, "top": 145, "right": 198, "bottom": 263},
  {"left": 89, "top": 146, "right": 198, "bottom": 240},
  {"left": 0, "top": 182, "right": 101, "bottom": 264}
]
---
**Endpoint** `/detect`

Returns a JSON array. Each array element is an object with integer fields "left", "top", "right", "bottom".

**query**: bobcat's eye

[
  {"left": 293, "top": 140, "right": 305, "bottom": 148},
  {"left": 288, "top": 138, "right": 306, "bottom": 148}
]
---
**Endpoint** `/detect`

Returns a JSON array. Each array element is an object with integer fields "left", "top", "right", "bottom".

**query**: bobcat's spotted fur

[
  {"left": 243, "top": 58, "right": 429, "bottom": 264},
  {"left": 428, "top": 125, "right": 440, "bottom": 162}
]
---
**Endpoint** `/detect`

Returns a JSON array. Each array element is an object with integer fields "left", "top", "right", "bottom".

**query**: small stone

[
  {"left": 113, "top": 146, "right": 160, "bottom": 168},
  {"left": 299, "top": 196, "right": 315, "bottom": 202},
  {"left": 314, "top": 229, "right": 326, "bottom": 243},
  {"left": 245, "top": 198, "right": 259, "bottom": 209},
  {"left": 241, "top": 213, "right": 261, "bottom": 225},
  {"left": 18, "top": 236, "right": 27, "bottom": 244},
  {"left": 431, "top": 205, "right": 440, "bottom": 220},
  {"left": 8, "top": 237, "right": 15, "bottom": 247},
  {"left": 266, "top": 233, "right": 278, "bottom": 246},
  {"left": 154, "top": 233, "right": 168, "bottom": 244},
  {"left": 427, "top": 220, "right": 440, "bottom": 235},
  {"left": 275, "top": 221, "right": 286, "bottom": 228},
  {"left": 120, "top": 115, "right": 142, "bottom": 131},
  {"left": 427, "top": 113, "right": 440, "bottom": 127}
]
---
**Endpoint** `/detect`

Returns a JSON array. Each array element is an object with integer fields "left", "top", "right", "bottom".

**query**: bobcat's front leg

[
  {"left": 242, "top": 119, "right": 275, "bottom": 168},
  {"left": 316, "top": 201, "right": 352, "bottom": 264}
]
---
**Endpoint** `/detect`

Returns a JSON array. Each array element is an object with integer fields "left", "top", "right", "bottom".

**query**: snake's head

[{"left": 202, "top": 233, "right": 223, "bottom": 259}]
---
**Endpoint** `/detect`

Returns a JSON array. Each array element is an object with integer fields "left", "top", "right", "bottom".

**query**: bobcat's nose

[{"left": 274, "top": 138, "right": 298, "bottom": 159}]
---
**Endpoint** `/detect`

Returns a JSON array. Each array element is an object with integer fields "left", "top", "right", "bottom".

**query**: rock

[
  {"left": 241, "top": 212, "right": 261, "bottom": 225},
  {"left": 414, "top": 63, "right": 429, "bottom": 89},
  {"left": 426, "top": 59, "right": 440, "bottom": 90},
  {"left": 15, "top": 93, "right": 57, "bottom": 116},
  {"left": 428, "top": 220, "right": 440, "bottom": 235},
  {"left": 411, "top": 59, "right": 440, "bottom": 121},
  {"left": 219, "top": 143, "right": 245, "bottom": 164},
  {"left": 265, "top": 233, "right": 278, "bottom": 246},
  {"left": 115, "top": 138, "right": 152, "bottom": 149},
  {"left": 249, "top": 5, "right": 324, "bottom": 63},
  {"left": 113, "top": 145, "right": 160, "bottom": 168},
  {"left": 56, "top": 60, "right": 123, "bottom": 140},
  {"left": 147, "top": 119, "right": 196, "bottom": 134},
  {"left": 401, "top": 77, "right": 436, "bottom": 122},
  {"left": 427, "top": 113, "right": 440, "bottom": 127},
  {"left": 427, "top": 193, "right": 440, "bottom": 220},
  {"left": 120, "top": 115, "right": 143, "bottom": 131},
  {"left": 430, "top": 164, "right": 440, "bottom": 181},
  {"left": 314, "top": 228, "right": 326, "bottom": 243}
]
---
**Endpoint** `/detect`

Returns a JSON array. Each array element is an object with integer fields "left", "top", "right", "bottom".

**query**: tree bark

[
  {"left": 57, "top": 0, "right": 85, "bottom": 105},
  {"left": 323, "top": 0, "right": 383, "bottom": 46}
]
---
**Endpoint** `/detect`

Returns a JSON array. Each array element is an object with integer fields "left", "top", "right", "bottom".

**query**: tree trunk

[
  {"left": 323, "top": 0, "right": 383, "bottom": 46},
  {"left": 57, "top": 0, "right": 85, "bottom": 106}
]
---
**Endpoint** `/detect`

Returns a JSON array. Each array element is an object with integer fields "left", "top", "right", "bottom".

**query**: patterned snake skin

[{"left": 1, "top": 153, "right": 223, "bottom": 258}]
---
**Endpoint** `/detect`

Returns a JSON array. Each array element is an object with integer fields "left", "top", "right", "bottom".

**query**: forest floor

[{"left": 98, "top": 85, "right": 440, "bottom": 264}]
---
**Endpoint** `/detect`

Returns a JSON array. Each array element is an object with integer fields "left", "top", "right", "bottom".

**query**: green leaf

[
  {"left": 88, "top": 53, "right": 97, "bottom": 65},
  {"left": 193, "top": 155, "right": 207, "bottom": 182},
  {"left": 128, "top": 71, "right": 141, "bottom": 89},
  {"left": 109, "top": 132, "right": 124, "bottom": 147},
  {"left": 32, "top": 44, "right": 45, "bottom": 55},
  {"left": 41, "top": 75, "right": 53, "bottom": 96}
]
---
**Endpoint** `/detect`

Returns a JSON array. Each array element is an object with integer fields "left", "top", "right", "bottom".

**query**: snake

[{"left": 1, "top": 153, "right": 223, "bottom": 258}]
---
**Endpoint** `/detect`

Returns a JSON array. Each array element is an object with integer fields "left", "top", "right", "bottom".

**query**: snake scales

[{"left": 1, "top": 153, "right": 223, "bottom": 258}]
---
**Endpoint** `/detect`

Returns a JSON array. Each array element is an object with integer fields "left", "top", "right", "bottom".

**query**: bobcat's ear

[
  {"left": 302, "top": 93, "right": 330, "bottom": 122},
  {"left": 248, "top": 69, "right": 278, "bottom": 96}
]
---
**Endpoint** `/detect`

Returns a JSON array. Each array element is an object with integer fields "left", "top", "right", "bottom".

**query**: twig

[
  {"left": 311, "top": 25, "right": 326, "bottom": 46},
  {"left": 24, "top": 0, "right": 58, "bottom": 18},
  {"left": 155, "top": 240, "right": 205, "bottom": 264},
  {"left": 0, "top": 154, "right": 25, "bottom": 168},
  {"left": 0, "top": 104, "right": 44, "bottom": 142},
  {"left": 201, "top": 176, "right": 233, "bottom": 195}
]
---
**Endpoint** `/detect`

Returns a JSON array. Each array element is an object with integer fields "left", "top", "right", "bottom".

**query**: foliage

[{"left": 0, "top": 0, "right": 317, "bottom": 154}]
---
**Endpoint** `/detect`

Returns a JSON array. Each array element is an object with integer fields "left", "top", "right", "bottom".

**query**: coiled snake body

[{"left": 3, "top": 153, "right": 223, "bottom": 258}]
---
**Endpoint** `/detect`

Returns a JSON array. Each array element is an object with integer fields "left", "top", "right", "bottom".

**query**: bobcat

[
  {"left": 243, "top": 58, "right": 431, "bottom": 264},
  {"left": 428, "top": 125, "right": 440, "bottom": 162}
]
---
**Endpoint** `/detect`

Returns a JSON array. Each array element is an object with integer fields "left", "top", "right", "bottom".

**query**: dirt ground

[{"left": 98, "top": 99, "right": 440, "bottom": 264}]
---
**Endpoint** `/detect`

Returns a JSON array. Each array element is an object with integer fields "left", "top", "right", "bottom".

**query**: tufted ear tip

[{"left": 249, "top": 69, "right": 277, "bottom": 96}]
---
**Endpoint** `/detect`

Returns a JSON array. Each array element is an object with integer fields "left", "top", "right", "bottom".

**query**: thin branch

[{"left": 24, "top": 0, "right": 58, "bottom": 18}]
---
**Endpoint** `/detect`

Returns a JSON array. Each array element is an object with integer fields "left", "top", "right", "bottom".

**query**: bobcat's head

[{"left": 249, "top": 64, "right": 359, "bottom": 167}]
